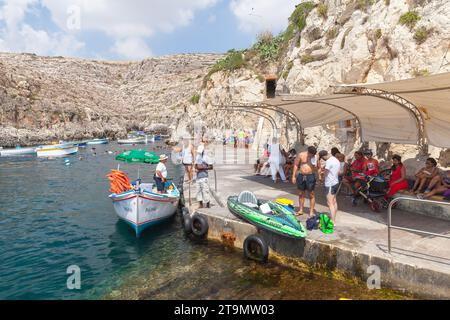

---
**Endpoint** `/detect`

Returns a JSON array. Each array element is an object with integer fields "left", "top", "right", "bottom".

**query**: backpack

[
  {"left": 319, "top": 213, "right": 334, "bottom": 234},
  {"left": 306, "top": 214, "right": 320, "bottom": 231}
]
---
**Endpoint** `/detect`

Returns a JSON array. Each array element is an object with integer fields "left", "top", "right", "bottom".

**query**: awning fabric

[
  {"left": 265, "top": 94, "right": 420, "bottom": 145},
  {"left": 349, "top": 73, "right": 450, "bottom": 148},
  {"left": 261, "top": 72, "right": 450, "bottom": 147}
]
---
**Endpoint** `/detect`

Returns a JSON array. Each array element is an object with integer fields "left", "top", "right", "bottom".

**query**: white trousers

[
  {"left": 196, "top": 177, "right": 210, "bottom": 204},
  {"left": 270, "top": 163, "right": 286, "bottom": 182}
]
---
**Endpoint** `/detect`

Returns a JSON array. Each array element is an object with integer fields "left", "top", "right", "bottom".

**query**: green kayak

[{"left": 227, "top": 196, "right": 307, "bottom": 239}]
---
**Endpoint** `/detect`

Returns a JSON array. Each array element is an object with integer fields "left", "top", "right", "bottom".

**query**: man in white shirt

[
  {"left": 319, "top": 150, "right": 340, "bottom": 225},
  {"left": 154, "top": 154, "right": 169, "bottom": 193}
]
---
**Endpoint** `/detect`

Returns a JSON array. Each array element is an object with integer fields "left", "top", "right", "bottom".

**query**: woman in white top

[
  {"left": 154, "top": 154, "right": 169, "bottom": 193},
  {"left": 181, "top": 137, "right": 195, "bottom": 183},
  {"left": 268, "top": 138, "right": 287, "bottom": 183}
]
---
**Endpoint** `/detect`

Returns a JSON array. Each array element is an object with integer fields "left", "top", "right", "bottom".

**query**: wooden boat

[
  {"left": 36, "top": 143, "right": 78, "bottom": 157},
  {"left": 0, "top": 146, "right": 36, "bottom": 157},
  {"left": 109, "top": 182, "right": 180, "bottom": 236}
]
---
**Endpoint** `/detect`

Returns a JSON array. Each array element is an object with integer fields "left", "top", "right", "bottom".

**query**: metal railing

[{"left": 388, "top": 197, "right": 450, "bottom": 253}]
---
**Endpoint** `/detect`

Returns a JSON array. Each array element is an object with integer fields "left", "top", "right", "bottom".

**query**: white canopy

[
  {"left": 257, "top": 72, "right": 450, "bottom": 148},
  {"left": 348, "top": 73, "right": 450, "bottom": 148}
]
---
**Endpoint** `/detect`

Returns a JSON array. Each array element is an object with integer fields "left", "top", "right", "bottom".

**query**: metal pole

[
  {"left": 388, "top": 197, "right": 450, "bottom": 254},
  {"left": 214, "top": 169, "right": 217, "bottom": 192},
  {"left": 388, "top": 199, "right": 393, "bottom": 253}
]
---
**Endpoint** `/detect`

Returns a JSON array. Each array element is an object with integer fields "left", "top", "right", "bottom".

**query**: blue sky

[{"left": 0, "top": 0, "right": 300, "bottom": 60}]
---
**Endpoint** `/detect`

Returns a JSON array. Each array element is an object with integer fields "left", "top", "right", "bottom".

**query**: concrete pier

[{"left": 183, "top": 147, "right": 450, "bottom": 299}]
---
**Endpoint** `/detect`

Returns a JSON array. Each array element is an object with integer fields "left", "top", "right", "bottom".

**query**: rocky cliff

[{"left": 0, "top": 52, "right": 221, "bottom": 147}]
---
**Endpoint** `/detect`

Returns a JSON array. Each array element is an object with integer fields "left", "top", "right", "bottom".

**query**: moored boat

[
  {"left": 117, "top": 135, "right": 153, "bottom": 145},
  {"left": 109, "top": 183, "right": 180, "bottom": 236},
  {"left": 36, "top": 143, "right": 78, "bottom": 157},
  {"left": 227, "top": 192, "right": 307, "bottom": 239},
  {"left": 0, "top": 146, "right": 36, "bottom": 157},
  {"left": 86, "top": 138, "right": 109, "bottom": 145},
  {"left": 107, "top": 150, "right": 179, "bottom": 236}
]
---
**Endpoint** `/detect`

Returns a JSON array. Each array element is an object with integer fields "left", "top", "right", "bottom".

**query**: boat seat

[{"left": 238, "top": 191, "right": 258, "bottom": 208}]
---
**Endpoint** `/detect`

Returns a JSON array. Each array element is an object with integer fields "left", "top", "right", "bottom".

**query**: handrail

[{"left": 388, "top": 197, "right": 450, "bottom": 253}]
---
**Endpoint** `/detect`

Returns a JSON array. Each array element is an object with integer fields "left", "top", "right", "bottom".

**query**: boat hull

[
  {"left": 110, "top": 189, "right": 180, "bottom": 236},
  {"left": 86, "top": 139, "right": 109, "bottom": 145},
  {"left": 36, "top": 144, "right": 79, "bottom": 157},
  {"left": 0, "top": 147, "right": 36, "bottom": 157}
]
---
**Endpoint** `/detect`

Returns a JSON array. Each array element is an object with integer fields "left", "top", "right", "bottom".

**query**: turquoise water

[{"left": 0, "top": 143, "right": 183, "bottom": 299}]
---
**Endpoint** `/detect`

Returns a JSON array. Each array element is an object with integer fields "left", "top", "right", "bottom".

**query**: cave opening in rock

[{"left": 266, "top": 78, "right": 277, "bottom": 99}]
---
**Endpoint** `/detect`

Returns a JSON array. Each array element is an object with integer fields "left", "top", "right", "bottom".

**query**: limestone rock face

[
  {"left": 0, "top": 53, "right": 221, "bottom": 146},
  {"left": 281, "top": 0, "right": 450, "bottom": 95}
]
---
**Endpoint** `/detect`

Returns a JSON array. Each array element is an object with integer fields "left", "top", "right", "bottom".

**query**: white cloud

[
  {"left": 0, "top": 0, "right": 84, "bottom": 56},
  {"left": 230, "top": 0, "right": 299, "bottom": 35},
  {"left": 112, "top": 37, "right": 152, "bottom": 60},
  {"left": 0, "top": 0, "right": 218, "bottom": 59}
]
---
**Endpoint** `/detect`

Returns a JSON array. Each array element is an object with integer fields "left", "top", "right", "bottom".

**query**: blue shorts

[
  {"left": 297, "top": 174, "right": 316, "bottom": 192},
  {"left": 324, "top": 184, "right": 339, "bottom": 195},
  {"left": 154, "top": 176, "right": 165, "bottom": 192}
]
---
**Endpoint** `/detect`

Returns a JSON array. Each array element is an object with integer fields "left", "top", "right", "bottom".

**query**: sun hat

[{"left": 159, "top": 154, "right": 169, "bottom": 161}]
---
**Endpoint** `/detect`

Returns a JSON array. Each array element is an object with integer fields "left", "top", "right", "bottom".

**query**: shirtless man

[{"left": 292, "top": 146, "right": 319, "bottom": 218}]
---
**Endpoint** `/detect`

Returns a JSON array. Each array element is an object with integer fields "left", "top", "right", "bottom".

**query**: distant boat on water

[
  {"left": 36, "top": 143, "right": 78, "bottom": 157},
  {"left": 118, "top": 133, "right": 154, "bottom": 145},
  {"left": 86, "top": 138, "right": 109, "bottom": 145},
  {"left": 0, "top": 146, "right": 36, "bottom": 157}
]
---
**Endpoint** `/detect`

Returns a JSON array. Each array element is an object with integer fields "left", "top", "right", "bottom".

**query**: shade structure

[
  {"left": 345, "top": 72, "right": 450, "bottom": 148},
  {"left": 116, "top": 150, "right": 160, "bottom": 164},
  {"left": 264, "top": 94, "right": 420, "bottom": 145},
  {"left": 239, "top": 72, "right": 450, "bottom": 148}
]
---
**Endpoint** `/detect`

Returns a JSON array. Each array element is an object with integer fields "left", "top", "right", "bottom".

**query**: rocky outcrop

[{"left": 0, "top": 53, "right": 221, "bottom": 146}]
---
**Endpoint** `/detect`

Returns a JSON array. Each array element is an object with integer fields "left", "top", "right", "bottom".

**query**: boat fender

[
  {"left": 190, "top": 214, "right": 209, "bottom": 238},
  {"left": 243, "top": 234, "right": 269, "bottom": 263},
  {"left": 182, "top": 207, "right": 190, "bottom": 217},
  {"left": 183, "top": 214, "right": 192, "bottom": 234}
]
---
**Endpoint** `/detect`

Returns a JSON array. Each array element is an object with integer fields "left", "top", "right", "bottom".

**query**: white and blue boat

[
  {"left": 109, "top": 183, "right": 180, "bottom": 236},
  {"left": 86, "top": 138, "right": 109, "bottom": 145}
]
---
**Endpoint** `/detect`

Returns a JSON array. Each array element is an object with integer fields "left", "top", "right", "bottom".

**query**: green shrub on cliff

[
  {"left": 252, "top": 31, "right": 284, "bottom": 62},
  {"left": 289, "top": 1, "right": 315, "bottom": 34},
  {"left": 190, "top": 93, "right": 200, "bottom": 104},
  {"left": 318, "top": 3, "right": 328, "bottom": 19},
  {"left": 414, "top": 27, "right": 430, "bottom": 44},
  {"left": 399, "top": 11, "right": 421, "bottom": 30},
  {"left": 202, "top": 50, "right": 246, "bottom": 87}
]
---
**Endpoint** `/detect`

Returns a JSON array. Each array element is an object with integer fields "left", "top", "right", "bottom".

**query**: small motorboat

[
  {"left": 86, "top": 138, "right": 109, "bottom": 145},
  {"left": 36, "top": 143, "right": 78, "bottom": 157},
  {"left": 227, "top": 191, "right": 307, "bottom": 239},
  {"left": 0, "top": 146, "right": 37, "bottom": 157}
]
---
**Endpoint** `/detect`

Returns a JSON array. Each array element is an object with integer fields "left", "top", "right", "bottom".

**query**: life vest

[{"left": 106, "top": 170, "right": 133, "bottom": 194}]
